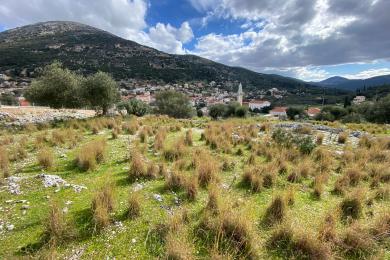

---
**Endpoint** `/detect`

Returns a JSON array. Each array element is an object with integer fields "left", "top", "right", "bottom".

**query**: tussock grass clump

[
  {"left": 165, "top": 231, "right": 194, "bottom": 260},
  {"left": 285, "top": 187, "right": 295, "bottom": 206},
  {"left": 11, "top": 144, "right": 27, "bottom": 162},
  {"left": 128, "top": 151, "right": 147, "bottom": 180},
  {"left": 0, "top": 147, "right": 10, "bottom": 178},
  {"left": 37, "top": 147, "right": 55, "bottom": 170},
  {"left": 340, "top": 190, "right": 364, "bottom": 220},
  {"left": 76, "top": 139, "right": 107, "bottom": 171},
  {"left": 44, "top": 201, "right": 74, "bottom": 246},
  {"left": 163, "top": 138, "right": 187, "bottom": 161},
  {"left": 199, "top": 210, "right": 256, "bottom": 259},
  {"left": 139, "top": 128, "right": 148, "bottom": 143},
  {"left": 341, "top": 223, "right": 375, "bottom": 258},
  {"left": 318, "top": 213, "right": 337, "bottom": 242},
  {"left": 127, "top": 192, "right": 141, "bottom": 219},
  {"left": 92, "top": 185, "right": 115, "bottom": 231},
  {"left": 184, "top": 129, "right": 193, "bottom": 146},
  {"left": 241, "top": 168, "right": 262, "bottom": 192},
  {"left": 123, "top": 119, "right": 139, "bottom": 135},
  {"left": 267, "top": 226, "right": 330, "bottom": 260},
  {"left": 316, "top": 134, "right": 324, "bottom": 145},
  {"left": 345, "top": 167, "right": 363, "bottom": 186},
  {"left": 184, "top": 176, "right": 198, "bottom": 201},
  {"left": 263, "top": 195, "right": 286, "bottom": 226},
  {"left": 375, "top": 185, "right": 390, "bottom": 200},
  {"left": 338, "top": 132, "right": 348, "bottom": 144},
  {"left": 333, "top": 175, "right": 349, "bottom": 195},
  {"left": 197, "top": 160, "right": 219, "bottom": 187},
  {"left": 206, "top": 184, "right": 221, "bottom": 213},
  {"left": 359, "top": 135, "right": 372, "bottom": 148},
  {"left": 165, "top": 171, "right": 185, "bottom": 191},
  {"left": 371, "top": 212, "right": 390, "bottom": 242},
  {"left": 154, "top": 129, "right": 167, "bottom": 151},
  {"left": 313, "top": 175, "right": 325, "bottom": 199}
]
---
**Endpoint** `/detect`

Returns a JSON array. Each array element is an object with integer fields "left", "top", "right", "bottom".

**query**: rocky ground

[{"left": 0, "top": 106, "right": 95, "bottom": 126}]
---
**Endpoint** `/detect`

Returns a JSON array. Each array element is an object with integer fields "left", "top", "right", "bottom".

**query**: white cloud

[
  {"left": 341, "top": 68, "right": 390, "bottom": 79},
  {"left": 135, "top": 22, "right": 194, "bottom": 54},
  {"left": 190, "top": 0, "right": 390, "bottom": 77}
]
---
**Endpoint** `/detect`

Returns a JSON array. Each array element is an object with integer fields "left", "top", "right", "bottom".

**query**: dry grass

[
  {"left": 241, "top": 168, "right": 262, "bottom": 192},
  {"left": 338, "top": 132, "right": 348, "bottom": 144},
  {"left": 76, "top": 139, "right": 107, "bottom": 171},
  {"left": 37, "top": 147, "right": 55, "bottom": 170},
  {"left": 341, "top": 223, "right": 375, "bottom": 257},
  {"left": 0, "top": 147, "right": 10, "bottom": 178},
  {"left": 197, "top": 159, "right": 219, "bottom": 187},
  {"left": 165, "top": 171, "right": 185, "bottom": 191},
  {"left": 127, "top": 192, "right": 141, "bottom": 219},
  {"left": 165, "top": 231, "right": 194, "bottom": 260},
  {"left": 184, "top": 129, "right": 193, "bottom": 146},
  {"left": 92, "top": 185, "right": 115, "bottom": 231},
  {"left": 263, "top": 195, "right": 286, "bottom": 226},
  {"left": 318, "top": 213, "right": 337, "bottom": 243},
  {"left": 340, "top": 190, "right": 364, "bottom": 221},
  {"left": 163, "top": 138, "right": 187, "bottom": 161},
  {"left": 316, "top": 134, "right": 324, "bottom": 145},
  {"left": 44, "top": 201, "right": 73, "bottom": 246},
  {"left": 154, "top": 129, "right": 167, "bottom": 151},
  {"left": 184, "top": 176, "right": 198, "bottom": 201},
  {"left": 128, "top": 151, "right": 147, "bottom": 180},
  {"left": 267, "top": 225, "right": 330, "bottom": 260},
  {"left": 206, "top": 184, "right": 221, "bottom": 213}
]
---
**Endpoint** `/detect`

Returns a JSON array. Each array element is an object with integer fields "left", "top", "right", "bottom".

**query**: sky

[{"left": 0, "top": 0, "right": 390, "bottom": 82}]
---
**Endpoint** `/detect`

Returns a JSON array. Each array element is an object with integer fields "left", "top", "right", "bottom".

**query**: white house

[
  {"left": 352, "top": 96, "right": 366, "bottom": 105},
  {"left": 270, "top": 107, "right": 288, "bottom": 117},
  {"left": 248, "top": 100, "right": 271, "bottom": 111}
]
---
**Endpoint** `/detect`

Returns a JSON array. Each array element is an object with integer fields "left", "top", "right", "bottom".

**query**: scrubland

[{"left": 0, "top": 116, "right": 389, "bottom": 259}]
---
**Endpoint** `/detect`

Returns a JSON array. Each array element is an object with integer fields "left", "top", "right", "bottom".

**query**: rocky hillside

[{"left": 0, "top": 21, "right": 313, "bottom": 91}]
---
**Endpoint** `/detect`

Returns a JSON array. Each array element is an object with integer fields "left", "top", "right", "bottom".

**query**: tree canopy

[
  {"left": 154, "top": 90, "right": 194, "bottom": 118},
  {"left": 25, "top": 62, "right": 120, "bottom": 114}
]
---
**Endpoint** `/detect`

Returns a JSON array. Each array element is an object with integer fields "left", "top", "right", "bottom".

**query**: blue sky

[{"left": 1, "top": 0, "right": 390, "bottom": 82}]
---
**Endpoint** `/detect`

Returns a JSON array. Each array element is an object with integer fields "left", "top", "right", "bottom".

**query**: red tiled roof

[
  {"left": 307, "top": 107, "right": 321, "bottom": 115},
  {"left": 271, "top": 107, "right": 287, "bottom": 113}
]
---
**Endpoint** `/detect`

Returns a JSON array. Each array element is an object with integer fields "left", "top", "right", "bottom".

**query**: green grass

[{"left": 0, "top": 116, "right": 389, "bottom": 259}]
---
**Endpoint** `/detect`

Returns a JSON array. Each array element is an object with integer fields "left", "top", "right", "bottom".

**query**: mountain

[
  {"left": 0, "top": 21, "right": 314, "bottom": 92},
  {"left": 317, "top": 76, "right": 350, "bottom": 86},
  {"left": 314, "top": 75, "right": 390, "bottom": 91}
]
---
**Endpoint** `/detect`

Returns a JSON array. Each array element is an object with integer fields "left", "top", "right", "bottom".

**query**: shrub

[
  {"left": 155, "top": 90, "right": 194, "bottom": 118},
  {"left": 127, "top": 192, "right": 141, "bottom": 219},
  {"left": 37, "top": 147, "right": 55, "bottom": 170},
  {"left": 263, "top": 195, "right": 286, "bottom": 226},
  {"left": 92, "top": 185, "right": 115, "bottom": 231},
  {"left": 76, "top": 139, "right": 107, "bottom": 171}
]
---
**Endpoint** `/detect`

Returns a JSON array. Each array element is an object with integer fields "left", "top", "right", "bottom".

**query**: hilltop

[{"left": 0, "top": 21, "right": 315, "bottom": 92}]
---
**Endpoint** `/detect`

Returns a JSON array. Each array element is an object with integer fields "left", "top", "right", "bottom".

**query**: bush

[
  {"left": 155, "top": 90, "right": 194, "bottom": 118},
  {"left": 209, "top": 104, "right": 227, "bottom": 119},
  {"left": 117, "top": 99, "right": 151, "bottom": 116}
]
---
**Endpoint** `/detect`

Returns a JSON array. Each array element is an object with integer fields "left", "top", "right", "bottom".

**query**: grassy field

[{"left": 0, "top": 116, "right": 389, "bottom": 259}]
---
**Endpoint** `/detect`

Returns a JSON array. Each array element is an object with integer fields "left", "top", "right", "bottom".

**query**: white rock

[
  {"left": 7, "top": 224, "right": 14, "bottom": 231},
  {"left": 153, "top": 194, "right": 163, "bottom": 202}
]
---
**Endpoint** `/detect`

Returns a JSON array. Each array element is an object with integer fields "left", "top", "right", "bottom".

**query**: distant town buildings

[
  {"left": 306, "top": 107, "right": 321, "bottom": 118},
  {"left": 237, "top": 83, "right": 243, "bottom": 106},
  {"left": 352, "top": 95, "right": 366, "bottom": 105},
  {"left": 270, "top": 107, "right": 288, "bottom": 117},
  {"left": 248, "top": 100, "right": 271, "bottom": 111}
]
